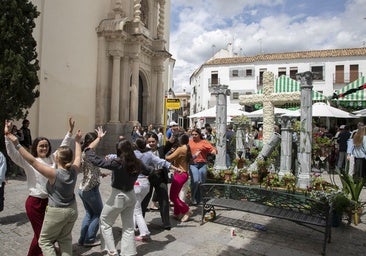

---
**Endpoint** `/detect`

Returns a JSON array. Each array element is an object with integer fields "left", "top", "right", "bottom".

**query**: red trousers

[
  {"left": 25, "top": 196, "right": 48, "bottom": 256},
  {"left": 169, "top": 172, "right": 189, "bottom": 216}
]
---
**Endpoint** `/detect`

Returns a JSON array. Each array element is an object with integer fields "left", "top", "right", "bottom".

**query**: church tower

[
  {"left": 29, "top": 0, "right": 171, "bottom": 154},
  {"left": 95, "top": 0, "right": 171, "bottom": 151}
]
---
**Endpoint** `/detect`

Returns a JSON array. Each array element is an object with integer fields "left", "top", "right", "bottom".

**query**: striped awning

[
  {"left": 333, "top": 76, "right": 366, "bottom": 107},
  {"left": 257, "top": 75, "right": 326, "bottom": 101}
]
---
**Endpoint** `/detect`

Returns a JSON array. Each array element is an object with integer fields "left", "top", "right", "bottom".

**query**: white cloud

[{"left": 170, "top": 0, "right": 366, "bottom": 92}]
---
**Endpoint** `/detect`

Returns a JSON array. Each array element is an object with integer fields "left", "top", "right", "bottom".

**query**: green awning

[
  {"left": 257, "top": 75, "right": 326, "bottom": 101},
  {"left": 333, "top": 76, "right": 366, "bottom": 108}
]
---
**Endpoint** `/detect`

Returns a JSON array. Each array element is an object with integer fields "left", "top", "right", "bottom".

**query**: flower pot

[
  {"left": 251, "top": 174, "right": 259, "bottom": 184},
  {"left": 240, "top": 173, "right": 249, "bottom": 182},
  {"left": 224, "top": 174, "right": 232, "bottom": 181},
  {"left": 352, "top": 208, "right": 363, "bottom": 225}
]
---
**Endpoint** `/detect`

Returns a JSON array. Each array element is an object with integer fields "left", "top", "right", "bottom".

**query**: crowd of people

[
  {"left": 1, "top": 117, "right": 365, "bottom": 256},
  {"left": 1, "top": 119, "right": 220, "bottom": 256}
]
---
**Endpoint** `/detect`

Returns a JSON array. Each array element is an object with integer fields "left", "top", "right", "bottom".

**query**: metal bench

[{"left": 200, "top": 183, "right": 332, "bottom": 255}]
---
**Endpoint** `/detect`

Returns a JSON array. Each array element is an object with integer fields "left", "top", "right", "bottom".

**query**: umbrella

[
  {"left": 189, "top": 104, "right": 247, "bottom": 118},
  {"left": 353, "top": 109, "right": 366, "bottom": 117},
  {"left": 312, "top": 102, "right": 356, "bottom": 118},
  {"left": 246, "top": 107, "right": 295, "bottom": 118},
  {"left": 283, "top": 102, "right": 356, "bottom": 118}
]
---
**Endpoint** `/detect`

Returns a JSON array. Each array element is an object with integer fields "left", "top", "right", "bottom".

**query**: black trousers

[
  {"left": 141, "top": 172, "right": 171, "bottom": 229},
  {"left": 0, "top": 182, "right": 5, "bottom": 212}
]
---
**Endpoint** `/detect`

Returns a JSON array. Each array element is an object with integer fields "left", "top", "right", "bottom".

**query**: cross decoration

[{"left": 239, "top": 71, "right": 300, "bottom": 143}]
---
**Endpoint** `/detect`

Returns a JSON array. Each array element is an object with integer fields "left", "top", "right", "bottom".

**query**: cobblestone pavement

[{"left": 1, "top": 173, "right": 366, "bottom": 256}]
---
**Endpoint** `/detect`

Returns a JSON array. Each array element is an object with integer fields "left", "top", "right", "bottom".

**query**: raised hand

[
  {"left": 95, "top": 126, "right": 107, "bottom": 139},
  {"left": 75, "top": 129, "right": 83, "bottom": 143},
  {"left": 4, "top": 120, "right": 12, "bottom": 135},
  {"left": 69, "top": 117, "right": 75, "bottom": 134},
  {"left": 4, "top": 120, "right": 19, "bottom": 145}
]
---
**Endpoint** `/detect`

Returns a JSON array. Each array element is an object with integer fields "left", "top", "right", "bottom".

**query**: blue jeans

[
  {"left": 189, "top": 163, "right": 207, "bottom": 204},
  {"left": 78, "top": 185, "right": 103, "bottom": 244}
]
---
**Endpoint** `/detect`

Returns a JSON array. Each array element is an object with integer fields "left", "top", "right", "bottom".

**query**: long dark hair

[
  {"left": 31, "top": 137, "right": 52, "bottom": 157},
  {"left": 135, "top": 138, "right": 150, "bottom": 153},
  {"left": 179, "top": 133, "right": 193, "bottom": 163},
  {"left": 116, "top": 139, "right": 142, "bottom": 174},
  {"left": 82, "top": 132, "right": 97, "bottom": 151}
]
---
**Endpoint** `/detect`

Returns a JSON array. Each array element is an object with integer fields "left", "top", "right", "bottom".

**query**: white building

[{"left": 190, "top": 45, "right": 366, "bottom": 117}]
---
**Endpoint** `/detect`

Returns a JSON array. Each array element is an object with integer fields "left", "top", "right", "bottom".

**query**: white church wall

[{"left": 29, "top": 0, "right": 110, "bottom": 139}]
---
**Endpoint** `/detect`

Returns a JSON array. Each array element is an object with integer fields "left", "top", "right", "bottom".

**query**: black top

[
  {"left": 85, "top": 149, "right": 149, "bottom": 192},
  {"left": 337, "top": 131, "right": 351, "bottom": 152}
]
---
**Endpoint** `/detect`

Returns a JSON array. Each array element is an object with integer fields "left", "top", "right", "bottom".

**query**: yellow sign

[{"left": 165, "top": 98, "right": 181, "bottom": 110}]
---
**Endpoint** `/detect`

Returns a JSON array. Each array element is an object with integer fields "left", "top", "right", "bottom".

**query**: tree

[{"left": 0, "top": 0, "right": 40, "bottom": 152}]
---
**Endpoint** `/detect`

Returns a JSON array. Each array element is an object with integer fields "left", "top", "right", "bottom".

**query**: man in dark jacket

[{"left": 337, "top": 125, "right": 351, "bottom": 170}]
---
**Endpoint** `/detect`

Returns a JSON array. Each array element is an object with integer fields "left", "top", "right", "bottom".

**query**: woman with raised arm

[
  {"left": 4, "top": 118, "right": 75, "bottom": 256},
  {"left": 85, "top": 127, "right": 144, "bottom": 256},
  {"left": 165, "top": 133, "right": 193, "bottom": 222},
  {"left": 77, "top": 131, "right": 108, "bottom": 247},
  {"left": 5, "top": 120, "right": 82, "bottom": 256}
]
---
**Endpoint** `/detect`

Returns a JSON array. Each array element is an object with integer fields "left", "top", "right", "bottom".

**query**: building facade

[
  {"left": 28, "top": 0, "right": 172, "bottom": 149},
  {"left": 190, "top": 45, "right": 366, "bottom": 117}
]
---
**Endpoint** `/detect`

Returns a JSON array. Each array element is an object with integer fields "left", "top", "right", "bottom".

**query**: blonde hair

[
  {"left": 353, "top": 126, "right": 365, "bottom": 147},
  {"left": 56, "top": 146, "right": 74, "bottom": 169}
]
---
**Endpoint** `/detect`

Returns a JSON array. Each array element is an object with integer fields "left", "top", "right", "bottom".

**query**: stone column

[
  {"left": 133, "top": 0, "right": 141, "bottom": 22},
  {"left": 120, "top": 56, "right": 130, "bottom": 123},
  {"left": 297, "top": 71, "right": 313, "bottom": 188},
  {"left": 95, "top": 36, "right": 108, "bottom": 125},
  {"left": 210, "top": 84, "right": 230, "bottom": 171},
  {"left": 155, "top": 68, "right": 164, "bottom": 124},
  {"left": 110, "top": 51, "right": 121, "bottom": 123},
  {"left": 130, "top": 57, "right": 139, "bottom": 121},
  {"left": 236, "top": 125, "right": 245, "bottom": 158},
  {"left": 157, "top": 0, "right": 165, "bottom": 39},
  {"left": 278, "top": 115, "right": 293, "bottom": 179}
]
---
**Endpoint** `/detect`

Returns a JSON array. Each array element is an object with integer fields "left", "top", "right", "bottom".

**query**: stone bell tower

[{"left": 95, "top": 0, "right": 171, "bottom": 154}]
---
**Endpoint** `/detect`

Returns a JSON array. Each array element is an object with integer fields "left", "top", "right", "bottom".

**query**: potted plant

[
  {"left": 222, "top": 169, "right": 234, "bottom": 183},
  {"left": 238, "top": 168, "right": 250, "bottom": 183},
  {"left": 256, "top": 158, "right": 271, "bottom": 182},
  {"left": 338, "top": 170, "right": 365, "bottom": 225},
  {"left": 311, "top": 174, "right": 325, "bottom": 191},
  {"left": 331, "top": 192, "right": 351, "bottom": 227},
  {"left": 281, "top": 172, "right": 297, "bottom": 191},
  {"left": 251, "top": 170, "right": 259, "bottom": 184},
  {"left": 266, "top": 173, "right": 280, "bottom": 188}
]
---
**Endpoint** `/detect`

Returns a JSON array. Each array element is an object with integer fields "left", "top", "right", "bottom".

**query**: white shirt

[{"left": 5, "top": 132, "right": 73, "bottom": 198}]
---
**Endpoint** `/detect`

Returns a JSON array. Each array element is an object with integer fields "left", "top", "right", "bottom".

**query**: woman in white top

[{"left": 4, "top": 118, "right": 75, "bottom": 256}]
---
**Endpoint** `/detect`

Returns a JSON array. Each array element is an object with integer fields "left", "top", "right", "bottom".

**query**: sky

[{"left": 169, "top": 0, "right": 366, "bottom": 92}]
